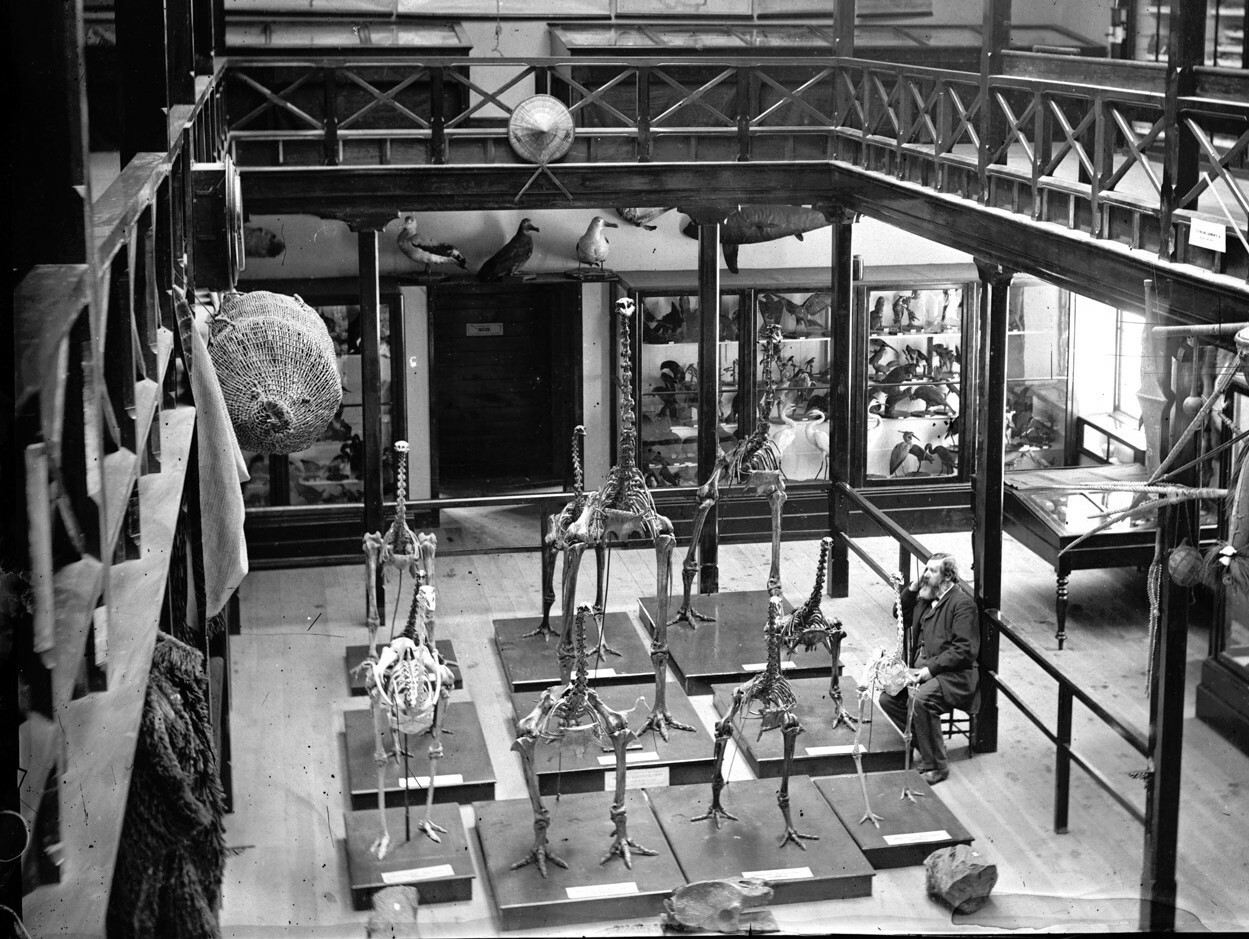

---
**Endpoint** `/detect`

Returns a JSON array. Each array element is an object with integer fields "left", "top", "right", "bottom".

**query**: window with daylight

[{"left": 1113, "top": 309, "right": 1145, "bottom": 422}]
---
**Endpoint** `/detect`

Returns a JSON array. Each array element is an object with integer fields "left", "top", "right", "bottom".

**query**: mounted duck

[
  {"left": 478, "top": 218, "right": 540, "bottom": 282},
  {"left": 396, "top": 215, "right": 467, "bottom": 276},
  {"left": 575, "top": 216, "right": 618, "bottom": 271}
]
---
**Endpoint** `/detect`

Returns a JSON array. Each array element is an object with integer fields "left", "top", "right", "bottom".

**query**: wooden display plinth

[
  {"left": 637, "top": 591, "right": 802, "bottom": 694},
  {"left": 709, "top": 675, "right": 905, "bottom": 779},
  {"left": 647, "top": 777, "right": 874, "bottom": 904},
  {"left": 344, "top": 803, "right": 475, "bottom": 909},
  {"left": 475, "top": 788, "right": 684, "bottom": 932},
  {"left": 813, "top": 770, "right": 974, "bottom": 869},
  {"left": 508, "top": 680, "right": 714, "bottom": 795},
  {"left": 345, "top": 703, "right": 495, "bottom": 810},
  {"left": 493, "top": 613, "right": 654, "bottom": 692},
  {"left": 345, "top": 640, "right": 462, "bottom": 697}
]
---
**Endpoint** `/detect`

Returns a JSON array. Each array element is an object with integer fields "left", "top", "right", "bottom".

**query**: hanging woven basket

[
  {"left": 209, "top": 290, "right": 342, "bottom": 455},
  {"left": 508, "top": 94, "right": 575, "bottom": 164}
]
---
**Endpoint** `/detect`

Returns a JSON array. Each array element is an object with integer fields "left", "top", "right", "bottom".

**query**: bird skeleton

[
  {"left": 670, "top": 308, "right": 796, "bottom": 625},
  {"left": 558, "top": 297, "right": 689, "bottom": 739},
  {"left": 511, "top": 605, "right": 656, "bottom": 876},
  {"left": 361, "top": 532, "right": 455, "bottom": 858},
  {"left": 695, "top": 597, "right": 818, "bottom": 849}
]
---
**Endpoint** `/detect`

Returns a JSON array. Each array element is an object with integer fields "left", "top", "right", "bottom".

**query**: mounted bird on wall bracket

[
  {"left": 478, "top": 219, "right": 541, "bottom": 282},
  {"left": 567, "top": 216, "right": 620, "bottom": 281},
  {"left": 396, "top": 214, "right": 467, "bottom": 279}
]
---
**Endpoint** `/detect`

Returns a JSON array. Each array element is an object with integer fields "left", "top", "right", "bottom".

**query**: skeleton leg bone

[
  {"left": 557, "top": 543, "right": 586, "bottom": 683},
  {"left": 416, "top": 698, "right": 449, "bottom": 843},
  {"left": 641, "top": 531, "right": 694, "bottom": 739},
  {"left": 591, "top": 543, "right": 623, "bottom": 659},
  {"left": 669, "top": 469, "right": 723, "bottom": 628},
  {"left": 764, "top": 482, "right": 786, "bottom": 599},
  {"left": 597, "top": 705, "right": 657, "bottom": 868},
  {"left": 692, "top": 691, "right": 742, "bottom": 828},
  {"left": 369, "top": 695, "right": 393, "bottom": 859},
  {"left": 900, "top": 682, "right": 925, "bottom": 803},
  {"left": 853, "top": 685, "right": 883, "bottom": 828},
  {"left": 510, "top": 734, "right": 568, "bottom": 877},
  {"left": 525, "top": 517, "right": 561, "bottom": 639},
  {"left": 778, "top": 712, "right": 819, "bottom": 849},
  {"left": 824, "top": 630, "right": 857, "bottom": 732},
  {"left": 363, "top": 532, "right": 384, "bottom": 651}
]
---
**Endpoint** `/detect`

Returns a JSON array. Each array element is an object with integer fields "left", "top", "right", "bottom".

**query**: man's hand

[{"left": 908, "top": 667, "right": 931, "bottom": 684}]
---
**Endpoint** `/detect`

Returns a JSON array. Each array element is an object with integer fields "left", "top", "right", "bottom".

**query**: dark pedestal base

[
  {"left": 344, "top": 803, "right": 475, "bottom": 909},
  {"left": 710, "top": 675, "right": 904, "bottom": 779},
  {"left": 474, "top": 788, "right": 684, "bottom": 932},
  {"left": 345, "top": 640, "right": 461, "bottom": 696},
  {"left": 508, "top": 680, "right": 714, "bottom": 795},
  {"left": 345, "top": 703, "right": 495, "bottom": 810},
  {"left": 493, "top": 613, "right": 654, "bottom": 692},
  {"left": 813, "top": 770, "right": 974, "bottom": 869},
  {"left": 647, "top": 777, "right": 874, "bottom": 904},
  {"left": 637, "top": 591, "right": 801, "bottom": 694}
]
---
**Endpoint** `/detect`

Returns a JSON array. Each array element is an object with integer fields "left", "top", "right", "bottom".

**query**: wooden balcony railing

[{"left": 221, "top": 53, "right": 1249, "bottom": 282}]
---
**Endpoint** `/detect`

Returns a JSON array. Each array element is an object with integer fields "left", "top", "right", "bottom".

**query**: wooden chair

[{"left": 943, "top": 685, "right": 982, "bottom": 758}]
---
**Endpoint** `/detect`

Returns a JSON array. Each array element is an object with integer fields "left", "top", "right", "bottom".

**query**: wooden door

[{"left": 429, "top": 279, "right": 581, "bottom": 495}]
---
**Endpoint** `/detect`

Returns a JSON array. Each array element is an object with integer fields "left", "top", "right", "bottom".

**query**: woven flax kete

[{"left": 209, "top": 290, "right": 343, "bottom": 454}]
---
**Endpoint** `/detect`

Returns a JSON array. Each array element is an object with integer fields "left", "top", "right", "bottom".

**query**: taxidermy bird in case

[
  {"left": 478, "top": 218, "right": 541, "bottom": 281},
  {"left": 396, "top": 214, "right": 467, "bottom": 278}
]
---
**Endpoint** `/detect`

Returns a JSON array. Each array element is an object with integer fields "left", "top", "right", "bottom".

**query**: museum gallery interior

[{"left": 7, "top": 0, "right": 1249, "bottom": 935}]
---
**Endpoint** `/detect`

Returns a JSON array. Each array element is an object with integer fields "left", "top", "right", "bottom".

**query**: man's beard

[{"left": 918, "top": 581, "right": 939, "bottom": 600}]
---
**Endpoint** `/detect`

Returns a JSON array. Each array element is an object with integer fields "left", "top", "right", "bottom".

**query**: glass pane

[
  {"left": 284, "top": 303, "right": 392, "bottom": 505},
  {"left": 1006, "top": 282, "right": 1069, "bottom": 470},
  {"left": 856, "top": 26, "right": 920, "bottom": 46},
  {"left": 1115, "top": 311, "right": 1145, "bottom": 421},
  {"left": 747, "top": 27, "right": 827, "bottom": 48},
  {"left": 865, "top": 287, "right": 962, "bottom": 481},
  {"left": 755, "top": 290, "right": 834, "bottom": 482},
  {"left": 717, "top": 295, "right": 744, "bottom": 449},
  {"left": 904, "top": 27, "right": 984, "bottom": 46},
  {"left": 639, "top": 295, "right": 699, "bottom": 489},
  {"left": 653, "top": 28, "right": 745, "bottom": 49}
]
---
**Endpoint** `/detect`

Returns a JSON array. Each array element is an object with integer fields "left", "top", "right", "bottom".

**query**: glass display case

[
  {"left": 615, "top": 268, "right": 836, "bottom": 491},
  {"left": 1005, "top": 276, "right": 1074, "bottom": 472},
  {"left": 858, "top": 268, "right": 974, "bottom": 484},
  {"left": 238, "top": 281, "right": 404, "bottom": 508}
]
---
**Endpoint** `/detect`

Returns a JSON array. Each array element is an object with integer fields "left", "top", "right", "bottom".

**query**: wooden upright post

[
  {"left": 978, "top": 0, "right": 1012, "bottom": 203},
  {"left": 695, "top": 218, "right": 723, "bottom": 594},
  {"left": 827, "top": 209, "right": 856, "bottom": 598},
  {"left": 972, "top": 259, "right": 1013, "bottom": 754},
  {"left": 833, "top": 0, "right": 855, "bottom": 57},
  {"left": 116, "top": 0, "right": 172, "bottom": 164},
  {"left": 1158, "top": 0, "right": 1207, "bottom": 259},
  {"left": 354, "top": 223, "right": 387, "bottom": 539}
]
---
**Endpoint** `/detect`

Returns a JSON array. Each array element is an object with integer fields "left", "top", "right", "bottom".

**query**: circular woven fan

[
  {"left": 508, "top": 94, "right": 575, "bottom": 164},
  {"left": 209, "top": 290, "right": 342, "bottom": 455}
]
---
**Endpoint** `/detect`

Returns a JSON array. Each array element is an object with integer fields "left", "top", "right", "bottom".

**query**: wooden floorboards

[{"left": 220, "top": 531, "right": 1249, "bottom": 936}]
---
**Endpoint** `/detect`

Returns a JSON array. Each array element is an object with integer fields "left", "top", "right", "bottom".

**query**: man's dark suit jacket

[{"left": 898, "top": 583, "right": 980, "bottom": 707}]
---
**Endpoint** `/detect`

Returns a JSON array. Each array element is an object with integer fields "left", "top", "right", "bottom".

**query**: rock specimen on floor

[
  {"left": 661, "top": 878, "right": 779, "bottom": 933},
  {"left": 925, "top": 844, "right": 998, "bottom": 914},
  {"left": 366, "top": 885, "right": 420, "bottom": 938}
]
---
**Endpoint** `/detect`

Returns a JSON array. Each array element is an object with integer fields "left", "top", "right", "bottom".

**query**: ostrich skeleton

[
  {"left": 557, "top": 297, "right": 690, "bottom": 738},
  {"left": 695, "top": 596, "right": 817, "bottom": 849},
  {"left": 361, "top": 530, "right": 455, "bottom": 858},
  {"left": 778, "top": 537, "right": 856, "bottom": 731},
  {"left": 670, "top": 308, "right": 796, "bottom": 627},
  {"left": 512, "top": 604, "right": 656, "bottom": 876}
]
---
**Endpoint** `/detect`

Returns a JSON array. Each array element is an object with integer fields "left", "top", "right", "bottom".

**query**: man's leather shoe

[{"left": 921, "top": 768, "right": 950, "bottom": 785}]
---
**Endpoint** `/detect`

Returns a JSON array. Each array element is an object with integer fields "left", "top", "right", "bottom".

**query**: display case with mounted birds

[
  {"left": 924, "top": 442, "right": 958, "bottom": 475},
  {"left": 889, "top": 430, "right": 927, "bottom": 477},
  {"left": 396, "top": 214, "right": 467, "bottom": 279},
  {"left": 568, "top": 215, "right": 619, "bottom": 281},
  {"left": 478, "top": 218, "right": 540, "bottom": 281},
  {"left": 642, "top": 297, "right": 688, "bottom": 344}
]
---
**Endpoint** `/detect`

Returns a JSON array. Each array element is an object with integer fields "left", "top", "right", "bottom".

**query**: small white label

[
  {"left": 1189, "top": 217, "right": 1227, "bottom": 253},
  {"left": 381, "top": 863, "right": 454, "bottom": 885},
  {"left": 743, "top": 866, "right": 813, "bottom": 882},
  {"left": 742, "top": 661, "right": 796, "bottom": 672},
  {"left": 805, "top": 744, "right": 856, "bottom": 756},
  {"left": 605, "top": 766, "right": 670, "bottom": 790},
  {"left": 466, "top": 322, "right": 503, "bottom": 336},
  {"left": 566, "top": 881, "right": 639, "bottom": 900},
  {"left": 398, "top": 774, "right": 464, "bottom": 789},
  {"left": 597, "top": 751, "right": 658, "bottom": 766},
  {"left": 586, "top": 667, "right": 617, "bottom": 679},
  {"left": 882, "top": 829, "right": 951, "bottom": 846}
]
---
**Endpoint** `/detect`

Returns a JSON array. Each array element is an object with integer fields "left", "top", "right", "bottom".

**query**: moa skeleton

[
  {"left": 695, "top": 595, "right": 817, "bottom": 849},
  {"left": 670, "top": 308, "right": 796, "bottom": 627},
  {"left": 512, "top": 604, "right": 657, "bottom": 876},
  {"left": 558, "top": 297, "right": 689, "bottom": 738}
]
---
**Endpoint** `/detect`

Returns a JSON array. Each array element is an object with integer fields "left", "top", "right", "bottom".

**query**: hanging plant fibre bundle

[{"left": 209, "top": 290, "right": 342, "bottom": 454}]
